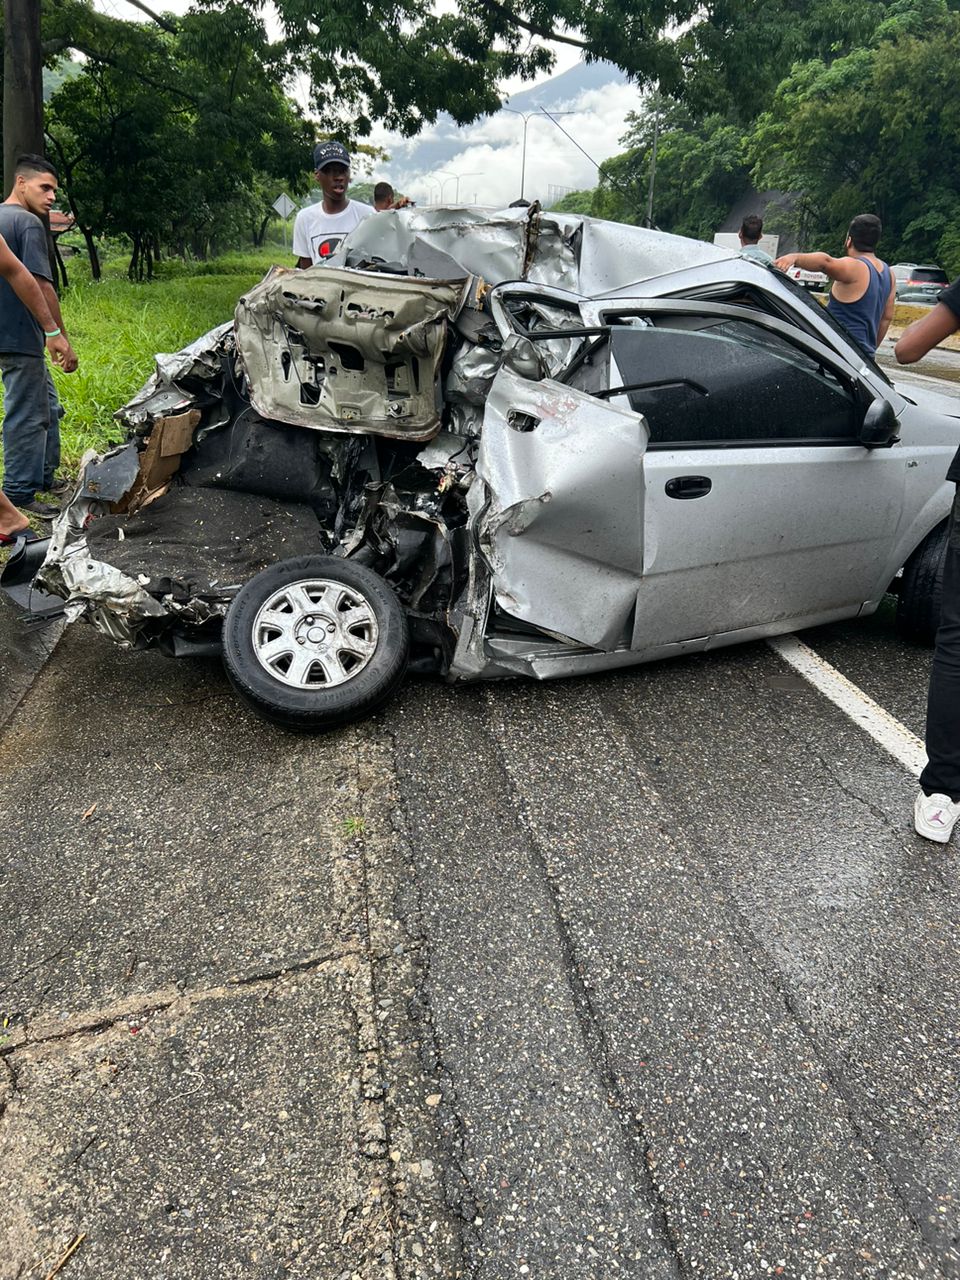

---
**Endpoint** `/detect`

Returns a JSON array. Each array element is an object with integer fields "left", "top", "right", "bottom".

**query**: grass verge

[{"left": 1, "top": 249, "right": 281, "bottom": 478}]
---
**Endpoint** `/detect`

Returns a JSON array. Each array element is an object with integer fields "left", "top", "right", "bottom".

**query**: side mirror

[{"left": 859, "top": 398, "right": 899, "bottom": 449}]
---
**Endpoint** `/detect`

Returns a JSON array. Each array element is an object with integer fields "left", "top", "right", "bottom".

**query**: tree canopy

[
  {"left": 4, "top": 0, "right": 960, "bottom": 277},
  {"left": 558, "top": 0, "right": 960, "bottom": 273}
]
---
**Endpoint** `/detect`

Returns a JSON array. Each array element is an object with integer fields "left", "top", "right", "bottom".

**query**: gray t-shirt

[
  {"left": 0, "top": 204, "right": 52, "bottom": 355},
  {"left": 739, "top": 243, "right": 773, "bottom": 266}
]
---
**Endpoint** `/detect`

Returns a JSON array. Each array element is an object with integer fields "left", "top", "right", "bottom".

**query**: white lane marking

[{"left": 766, "top": 634, "right": 927, "bottom": 776}]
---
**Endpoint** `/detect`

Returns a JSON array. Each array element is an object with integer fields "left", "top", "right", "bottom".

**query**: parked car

[
  {"left": 4, "top": 207, "right": 959, "bottom": 730},
  {"left": 782, "top": 264, "right": 829, "bottom": 292},
  {"left": 892, "top": 263, "right": 950, "bottom": 304}
]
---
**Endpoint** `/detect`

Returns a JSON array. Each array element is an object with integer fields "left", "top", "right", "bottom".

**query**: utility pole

[
  {"left": 4, "top": 0, "right": 45, "bottom": 193},
  {"left": 645, "top": 93, "right": 660, "bottom": 229}
]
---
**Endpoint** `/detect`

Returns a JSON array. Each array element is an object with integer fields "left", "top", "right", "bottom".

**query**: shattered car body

[{"left": 6, "top": 205, "right": 959, "bottom": 728}]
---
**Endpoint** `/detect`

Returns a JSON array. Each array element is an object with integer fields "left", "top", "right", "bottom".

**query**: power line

[{"left": 537, "top": 105, "right": 649, "bottom": 222}]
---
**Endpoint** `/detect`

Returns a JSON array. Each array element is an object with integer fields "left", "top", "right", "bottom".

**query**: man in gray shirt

[
  {"left": 0, "top": 154, "right": 78, "bottom": 517},
  {"left": 738, "top": 214, "right": 773, "bottom": 265}
]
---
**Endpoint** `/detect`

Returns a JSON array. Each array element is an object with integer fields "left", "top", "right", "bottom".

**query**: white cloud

[{"left": 384, "top": 80, "right": 641, "bottom": 208}]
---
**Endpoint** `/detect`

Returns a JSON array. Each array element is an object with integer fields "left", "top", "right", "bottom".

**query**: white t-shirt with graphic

[{"left": 292, "top": 200, "right": 374, "bottom": 264}]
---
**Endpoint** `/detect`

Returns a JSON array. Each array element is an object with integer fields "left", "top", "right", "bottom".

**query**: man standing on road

[
  {"left": 372, "top": 182, "right": 413, "bottom": 212},
  {"left": 774, "top": 214, "right": 895, "bottom": 353},
  {"left": 293, "top": 142, "right": 373, "bottom": 268},
  {"left": 0, "top": 154, "right": 78, "bottom": 519},
  {"left": 738, "top": 214, "right": 773, "bottom": 265},
  {"left": 373, "top": 182, "right": 395, "bottom": 211},
  {"left": 0, "top": 230, "right": 74, "bottom": 542},
  {"left": 895, "top": 279, "right": 960, "bottom": 842}
]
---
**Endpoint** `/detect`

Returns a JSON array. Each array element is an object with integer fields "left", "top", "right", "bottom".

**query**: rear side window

[
  {"left": 910, "top": 268, "right": 949, "bottom": 284},
  {"left": 609, "top": 317, "right": 858, "bottom": 447}
]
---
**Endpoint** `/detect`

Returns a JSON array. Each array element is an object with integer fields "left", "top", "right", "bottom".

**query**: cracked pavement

[{"left": 2, "top": 588, "right": 960, "bottom": 1277}]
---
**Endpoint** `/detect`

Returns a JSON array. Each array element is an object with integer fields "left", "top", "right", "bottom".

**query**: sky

[
  {"left": 370, "top": 78, "right": 639, "bottom": 207},
  {"left": 93, "top": 1, "right": 639, "bottom": 206}
]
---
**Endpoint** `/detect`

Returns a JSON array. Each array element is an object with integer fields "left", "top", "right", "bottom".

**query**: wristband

[{"left": 44, "top": 328, "right": 61, "bottom": 338}]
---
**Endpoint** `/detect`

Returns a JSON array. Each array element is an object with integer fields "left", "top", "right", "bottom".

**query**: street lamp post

[
  {"left": 421, "top": 176, "right": 442, "bottom": 205},
  {"left": 501, "top": 108, "right": 577, "bottom": 202},
  {"left": 454, "top": 171, "right": 483, "bottom": 202},
  {"left": 433, "top": 170, "right": 458, "bottom": 203}
]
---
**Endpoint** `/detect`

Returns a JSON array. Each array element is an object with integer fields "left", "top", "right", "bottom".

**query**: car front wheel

[
  {"left": 222, "top": 556, "right": 409, "bottom": 730},
  {"left": 895, "top": 520, "right": 948, "bottom": 644}
]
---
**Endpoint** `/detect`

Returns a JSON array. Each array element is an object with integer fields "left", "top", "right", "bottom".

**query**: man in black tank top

[{"left": 774, "top": 214, "right": 895, "bottom": 353}]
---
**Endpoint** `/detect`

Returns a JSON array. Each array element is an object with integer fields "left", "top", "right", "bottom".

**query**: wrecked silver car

[{"left": 4, "top": 206, "right": 958, "bottom": 729}]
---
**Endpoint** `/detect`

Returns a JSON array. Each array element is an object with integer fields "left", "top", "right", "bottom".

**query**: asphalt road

[{"left": 2, "top": 361, "right": 960, "bottom": 1279}]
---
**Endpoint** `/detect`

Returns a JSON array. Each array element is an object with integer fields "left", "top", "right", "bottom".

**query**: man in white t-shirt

[{"left": 293, "top": 142, "right": 374, "bottom": 267}]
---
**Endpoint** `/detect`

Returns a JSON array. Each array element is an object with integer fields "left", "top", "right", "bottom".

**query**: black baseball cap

[{"left": 313, "top": 141, "right": 350, "bottom": 171}]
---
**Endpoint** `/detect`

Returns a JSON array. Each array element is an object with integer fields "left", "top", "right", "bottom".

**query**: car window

[
  {"left": 910, "top": 268, "right": 949, "bottom": 284},
  {"left": 608, "top": 316, "right": 858, "bottom": 448}
]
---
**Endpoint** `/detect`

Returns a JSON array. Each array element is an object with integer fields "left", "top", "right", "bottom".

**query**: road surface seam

[
  {"left": 480, "top": 686, "right": 690, "bottom": 1278},
  {"left": 0, "top": 952, "right": 362, "bottom": 1060}
]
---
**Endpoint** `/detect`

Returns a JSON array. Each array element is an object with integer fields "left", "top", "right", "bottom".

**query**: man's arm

[
  {"left": 773, "top": 251, "right": 865, "bottom": 284},
  {"left": 876, "top": 273, "right": 897, "bottom": 345},
  {"left": 292, "top": 210, "right": 313, "bottom": 269},
  {"left": 895, "top": 301, "right": 960, "bottom": 363},
  {"left": 0, "top": 233, "right": 75, "bottom": 369},
  {"left": 37, "top": 277, "right": 77, "bottom": 371}
]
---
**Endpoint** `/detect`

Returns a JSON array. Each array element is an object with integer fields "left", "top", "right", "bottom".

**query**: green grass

[{"left": 1, "top": 248, "right": 284, "bottom": 475}]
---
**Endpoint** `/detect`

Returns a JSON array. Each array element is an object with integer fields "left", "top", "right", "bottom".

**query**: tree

[
  {"left": 43, "top": 4, "right": 312, "bottom": 276},
  {"left": 3, "top": 0, "right": 44, "bottom": 185},
  {"left": 550, "top": 189, "right": 595, "bottom": 215},
  {"left": 749, "top": 0, "right": 960, "bottom": 261},
  {"left": 674, "top": 0, "right": 884, "bottom": 123},
  {"left": 585, "top": 103, "right": 750, "bottom": 238}
]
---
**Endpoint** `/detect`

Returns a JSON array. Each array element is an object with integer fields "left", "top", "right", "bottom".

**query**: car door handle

[{"left": 665, "top": 475, "right": 712, "bottom": 500}]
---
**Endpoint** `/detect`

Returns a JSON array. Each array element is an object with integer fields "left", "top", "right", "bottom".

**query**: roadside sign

[{"left": 273, "top": 193, "right": 296, "bottom": 219}]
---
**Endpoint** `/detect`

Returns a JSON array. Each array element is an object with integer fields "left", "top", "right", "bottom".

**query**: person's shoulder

[
  {"left": 0, "top": 202, "right": 41, "bottom": 233},
  {"left": 350, "top": 201, "right": 374, "bottom": 219}
]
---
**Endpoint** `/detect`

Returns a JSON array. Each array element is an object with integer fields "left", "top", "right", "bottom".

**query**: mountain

[{"left": 504, "top": 60, "right": 628, "bottom": 113}]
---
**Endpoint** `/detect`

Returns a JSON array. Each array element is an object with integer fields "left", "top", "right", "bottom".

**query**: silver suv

[{"left": 892, "top": 263, "right": 949, "bottom": 303}]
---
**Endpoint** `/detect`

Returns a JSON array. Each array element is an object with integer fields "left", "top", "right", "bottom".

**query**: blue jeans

[
  {"left": 0, "top": 353, "right": 63, "bottom": 505},
  {"left": 921, "top": 488, "right": 960, "bottom": 800}
]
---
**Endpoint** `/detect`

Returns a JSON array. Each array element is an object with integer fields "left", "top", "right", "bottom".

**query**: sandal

[{"left": 0, "top": 527, "right": 40, "bottom": 547}]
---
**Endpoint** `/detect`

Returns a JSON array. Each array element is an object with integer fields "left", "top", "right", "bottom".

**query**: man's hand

[
  {"left": 774, "top": 253, "right": 799, "bottom": 271},
  {"left": 47, "top": 332, "right": 77, "bottom": 372}
]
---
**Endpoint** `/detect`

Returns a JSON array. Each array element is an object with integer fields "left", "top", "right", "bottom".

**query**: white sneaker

[{"left": 914, "top": 792, "right": 960, "bottom": 843}]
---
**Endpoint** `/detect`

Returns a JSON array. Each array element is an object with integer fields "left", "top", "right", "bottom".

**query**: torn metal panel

[
  {"left": 532, "top": 213, "right": 730, "bottom": 295},
  {"left": 118, "top": 322, "right": 234, "bottom": 427},
  {"left": 329, "top": 205, "right": 532, "bottom": 284},
  {"left": 78, "top": 440, "right": 141, "bottom": 503},
  {"left": 39, "top": 537, "right": 168, "bottom": 646},
  {"left": 474, "top": 367, "right": 648, "bottom": 651},
  {"left": 331, "top": 205, "right": 729, "bottom": 299},
  {"left": 234, "top": 267, "right": 464, "bottom": 440},
  {"left": 444, "top": 343, "right": 502, "bottom": 407}
]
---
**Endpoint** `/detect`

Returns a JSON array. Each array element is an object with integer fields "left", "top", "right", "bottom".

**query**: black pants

[{"left": 921, "top": 489, "right": 960, "bottom": 800}]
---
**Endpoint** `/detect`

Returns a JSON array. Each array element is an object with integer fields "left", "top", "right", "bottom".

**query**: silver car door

[
  {"left": 589, "top": 301, "right": 907, "bottom": 648},
  {"left": 474, "top": 366, "right": 648, "bottom": 651}
]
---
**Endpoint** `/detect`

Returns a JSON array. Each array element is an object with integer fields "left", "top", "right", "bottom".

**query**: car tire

[
  {"left": 895, "top": 520, "right": 948, "bottom": 644},
  {"left": 222, "top": 555, "right": 409, "bottom": 730}
]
